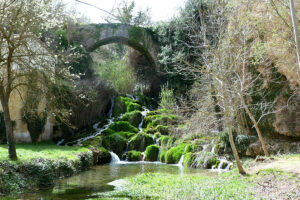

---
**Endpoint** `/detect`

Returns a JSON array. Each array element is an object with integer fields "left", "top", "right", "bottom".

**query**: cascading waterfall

[
  {"left": 60, "top": 99, "right": 115, "bottom": 146},
  {"left": 178, "top": 155, "right": 184, "bottom": 167},
  {"left": 110, "top": 152, "right": 121, "bottom": 164}
]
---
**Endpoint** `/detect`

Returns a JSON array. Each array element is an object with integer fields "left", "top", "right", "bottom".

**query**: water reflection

[{"left": 16, "top": 163, "right": 213, "bottom": 200}]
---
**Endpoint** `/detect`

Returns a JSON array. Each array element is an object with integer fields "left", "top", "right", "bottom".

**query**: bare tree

[
  {"left": 0, "top": 0, "right": 78, "bottom": 160},
  {"left": 289, "top": 0, "right": 300, "bottom": 70}
]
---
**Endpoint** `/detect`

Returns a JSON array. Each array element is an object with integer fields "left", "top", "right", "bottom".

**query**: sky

[{"left": 64, "top": 0, "right": 186, "bottom": 23}]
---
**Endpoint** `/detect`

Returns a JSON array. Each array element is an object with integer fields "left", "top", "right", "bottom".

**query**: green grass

[
  {"left": 0, "top": 143, "right": 89, "bottom": 163},
  {"left": 98, "top": 171, "right": 257, "bottom": 200},
  {"left": 276, "top": 154, "right": 300, "bottom": 161}
]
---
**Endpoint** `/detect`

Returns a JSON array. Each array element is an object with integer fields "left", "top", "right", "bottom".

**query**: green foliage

[
  {"left": 22, "top": 70, "right": 47, "bottom": 143},
  {"left": 0, "top": 144, "right": 93, "bottom": 194},
  {"left": 109, "top": 121, "right": 139, "bottom": 133},
  {"left": 127, "top": 151, "right": 142, "bottom": 161},
  {"left": 160, "top": 150, "right": 167, "bottom": 163},
  {"left": 113, "top": 96, "right": 142, "bottom": 117},
  {"left": 144, "top": 145, "right": 159, "bottom": 161},
  {"left": 100, "top": 172, "right": 256, "bottom": 199},
  {"left": 235, "top": 134, "right": 257, "bottom": 154},
  {"left": 158, "top": 136, "right": 170, "bottom": 148},
  {"left": 165, "top": 143, "right": 187, "bottom": 164},
  {"left": 128, "top": 132, "right": 154, "bottom": 152},
  {"left": 159, "top": 83, "right": 176, "bottom": 110},
  {"left": 119, "top": 111, "right": 142, "bottom": 127},
  {"left": 97, "top": 59, "right": 137, "bottom": 94},
  {"left": 102, "top": 133, "right": 127, "bottom": 157},
  {"left": 94, "top": 147, "right": 111, "bottom": 164},
  {"left": 81, "top": 136, "right": 102, "bottom": 147},
  {"left": 183, "top": 152, "right": 195, "bottom": 167},
  {"left": 192, "top": 151, "right": 218, "bottom": 169}
]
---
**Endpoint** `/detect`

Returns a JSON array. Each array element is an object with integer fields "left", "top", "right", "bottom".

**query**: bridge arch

[{"left": 68, "top": 23, "right": 159, "bottom": 69}]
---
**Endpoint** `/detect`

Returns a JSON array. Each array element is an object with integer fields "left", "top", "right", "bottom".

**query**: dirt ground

[{"left": 248, "top": 157, "right": 300, "bottom": 200}]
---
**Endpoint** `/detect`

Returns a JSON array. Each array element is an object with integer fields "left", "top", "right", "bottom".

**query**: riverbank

[
  {"left": 0, "top": 143, "right": 93, "bottom": 195},
  {"left": 93, "top": 154, "right": 300, "bottom": 200}
]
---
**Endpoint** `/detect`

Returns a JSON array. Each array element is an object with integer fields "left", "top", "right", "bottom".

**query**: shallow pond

[{"left": 15, "top": 162, "right": 214, "bottom": 200}]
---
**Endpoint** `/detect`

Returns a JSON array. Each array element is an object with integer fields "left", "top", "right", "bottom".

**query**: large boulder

[
  {"left": 119, "top": 111, "right": 142, "bottom": 127},
  {"left": 91, "top": 147, "right": 111, "bottom": 165},
  {"left": 102, "top": 133, "right": 127, "bottom": 157},
  {"left": 127, "top": 150, "right": 143, "bottom": 161},
  {"left": 128, "top": 132, "right": 154, "bottom": 152},
  {"left": 145, "top": 145, "right": 160, "bottom": 161}
]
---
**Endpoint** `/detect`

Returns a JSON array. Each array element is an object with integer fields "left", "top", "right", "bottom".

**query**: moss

[
  {"left": 127, "top": 102, "right": 142, "bottom": 112},
  {"left": 81, "top": 136, "right": 102, "bottom": 147},
  {"left": 155, "top": 125, "right": 169, "bottom": 135},
  {"left": 120, "top": 111, "right": 142, "bottom": 127},
  {"left": 145, "top": 145, "right": 160, "bottom": 162},
  {"left": 102, "top": 133, "right": 127, "bottom": 157},
  {"left": 154, "top": 132, "right": 161, "bottom": 139},
  {"left": 109, "top": 121, "right": 139, "bottom": 133},
  {"left": 127, "top": 151, "right": 142, "bottom": 161},
  {"left": 129, "top": 132, "right": 154, "bottom": 152},
  {"left": 165, "top": 143, "right": 187, "bottom": 164},
  {"left": 159, "top": 136, "right": 170, "bottom": 148},
  {"left": 93, "top": 147, "right": 111, "bottom": 164},
  {"left": 192, "top": 152, "right": 218, "bottom": 169},
  {"left": 113, "top": 96, "right": 142, "bottom": 117},
  {"left": 128, "top": 26, "right": 144, "bottom": 44},
  {"left": 160, "top": 150, "right": 167, "bottom": 163},
  {"left": 113, "top": 96, "right": 127, "bottom": 117},
  {"left": 183, "top": 152, "right": 195, "bottom": 167},
  {"left": 136, "top": 94, "right": 158, "bottom": 109}
]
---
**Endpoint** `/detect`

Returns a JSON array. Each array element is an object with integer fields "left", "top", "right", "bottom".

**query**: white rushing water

[
  {"left": 177, "top": 155, "right": 184, "bottom": 167},
  {"left": 64, "top": 99, "right": 115, "bottom": 145},
  {"left": 138, "top": 107, "right": 150, "bottom": 132},
  {"left": 212, "top": 157, "right": 233, "bottom": 173},
  {"left": 110, "top": 152, "right": 121, "bottom": 164}
]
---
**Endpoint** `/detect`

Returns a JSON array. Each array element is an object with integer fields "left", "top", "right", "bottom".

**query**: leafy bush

[
  {"left": 235, "top": 134, "right": 257, "bottom": 154},
  {"left": 159, "top": 83, "right": 176, "bottom": 110}
]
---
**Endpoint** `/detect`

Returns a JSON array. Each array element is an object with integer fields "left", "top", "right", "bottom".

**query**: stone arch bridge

[{"left": 68, "top": 23, "right": 159, "bottom": 70}]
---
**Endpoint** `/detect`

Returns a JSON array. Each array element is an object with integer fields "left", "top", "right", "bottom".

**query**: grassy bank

[
  {"left": 97, "top": 167, "right": 300, "bottom": 200},
  {"left": 98, "top": 171, "right": 256, "bottom": 200},
  {"left": 0, "top": 143, "right": 93, "bottom": 195}
]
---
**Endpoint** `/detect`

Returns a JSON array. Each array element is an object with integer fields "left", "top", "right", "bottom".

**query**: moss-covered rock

[
  {"left": 91, "top": 147, "right": 111, "bottom": 164},
  {"left": 81, "top": 136, "right": 102, "bottom": 147},
  {"left": 113, "top": 96, "right": 143, "bottom": 117},
  {"left": 155, "top": 125, "right": 169, "bottom": 135},
  {"left": 109, "top": 121, "right": 139, "bottom": 133},
  {"left": 159, "top": 136, "right": 170, "bottom": 148},
  {"left": 145, "top": 145, "right": 160, "bottom": 161},
  {"left": 165, "top": 143, "right": 187, "bottom": 164},
  {"left": 192, "top": 152, "right": 218, "bottom": 169},
  {"left": 120, "top": 111, "right": 142, "bottom": 127},
  {"left": 183, "top": 152, "right": 195, "bottom": 167},
  {"left": 127, "top": 150, "right": 142, "bottom": 161},
  {"left": 160, "top": 150, "right": 167, "bottom": 163},
  {"left": 129, "top": 132, "right": 154, "bottom": 152},
  {"left": 113, "top": 96, "right": 127, "bottom": 117},
  {"left": 102, "top": 133, "right": 127, "bottom": 157}
]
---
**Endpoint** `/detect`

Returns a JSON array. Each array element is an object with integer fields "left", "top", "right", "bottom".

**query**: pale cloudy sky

[{"left": 64, "top": 0, "right": 186, "bottom": 23}]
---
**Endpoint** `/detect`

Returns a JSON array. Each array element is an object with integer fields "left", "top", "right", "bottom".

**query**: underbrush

[{"left": 0, "top": 143, "right": 93, "bottom": 195}]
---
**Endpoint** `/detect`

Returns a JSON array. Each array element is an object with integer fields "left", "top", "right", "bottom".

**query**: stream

[{"left": 15, "top": 162, "right": 213, "bottom": 199}]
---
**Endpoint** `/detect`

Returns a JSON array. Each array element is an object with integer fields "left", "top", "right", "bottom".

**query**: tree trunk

[
  {"left": 0, "top": 96, "right": 17, "bottom": 160},
  {"left": 290, "top": 0, "right": 300, "bottom": 70},
  {"left": 241, "top": 96, "right": 270, "bottom": 157},
  {"left": 223, "top": 94, "right": 246, "bottom": 175}
]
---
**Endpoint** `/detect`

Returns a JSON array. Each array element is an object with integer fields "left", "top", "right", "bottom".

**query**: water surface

[{"left": 16, "top": 162, "right": 213, "bottom": 199}]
